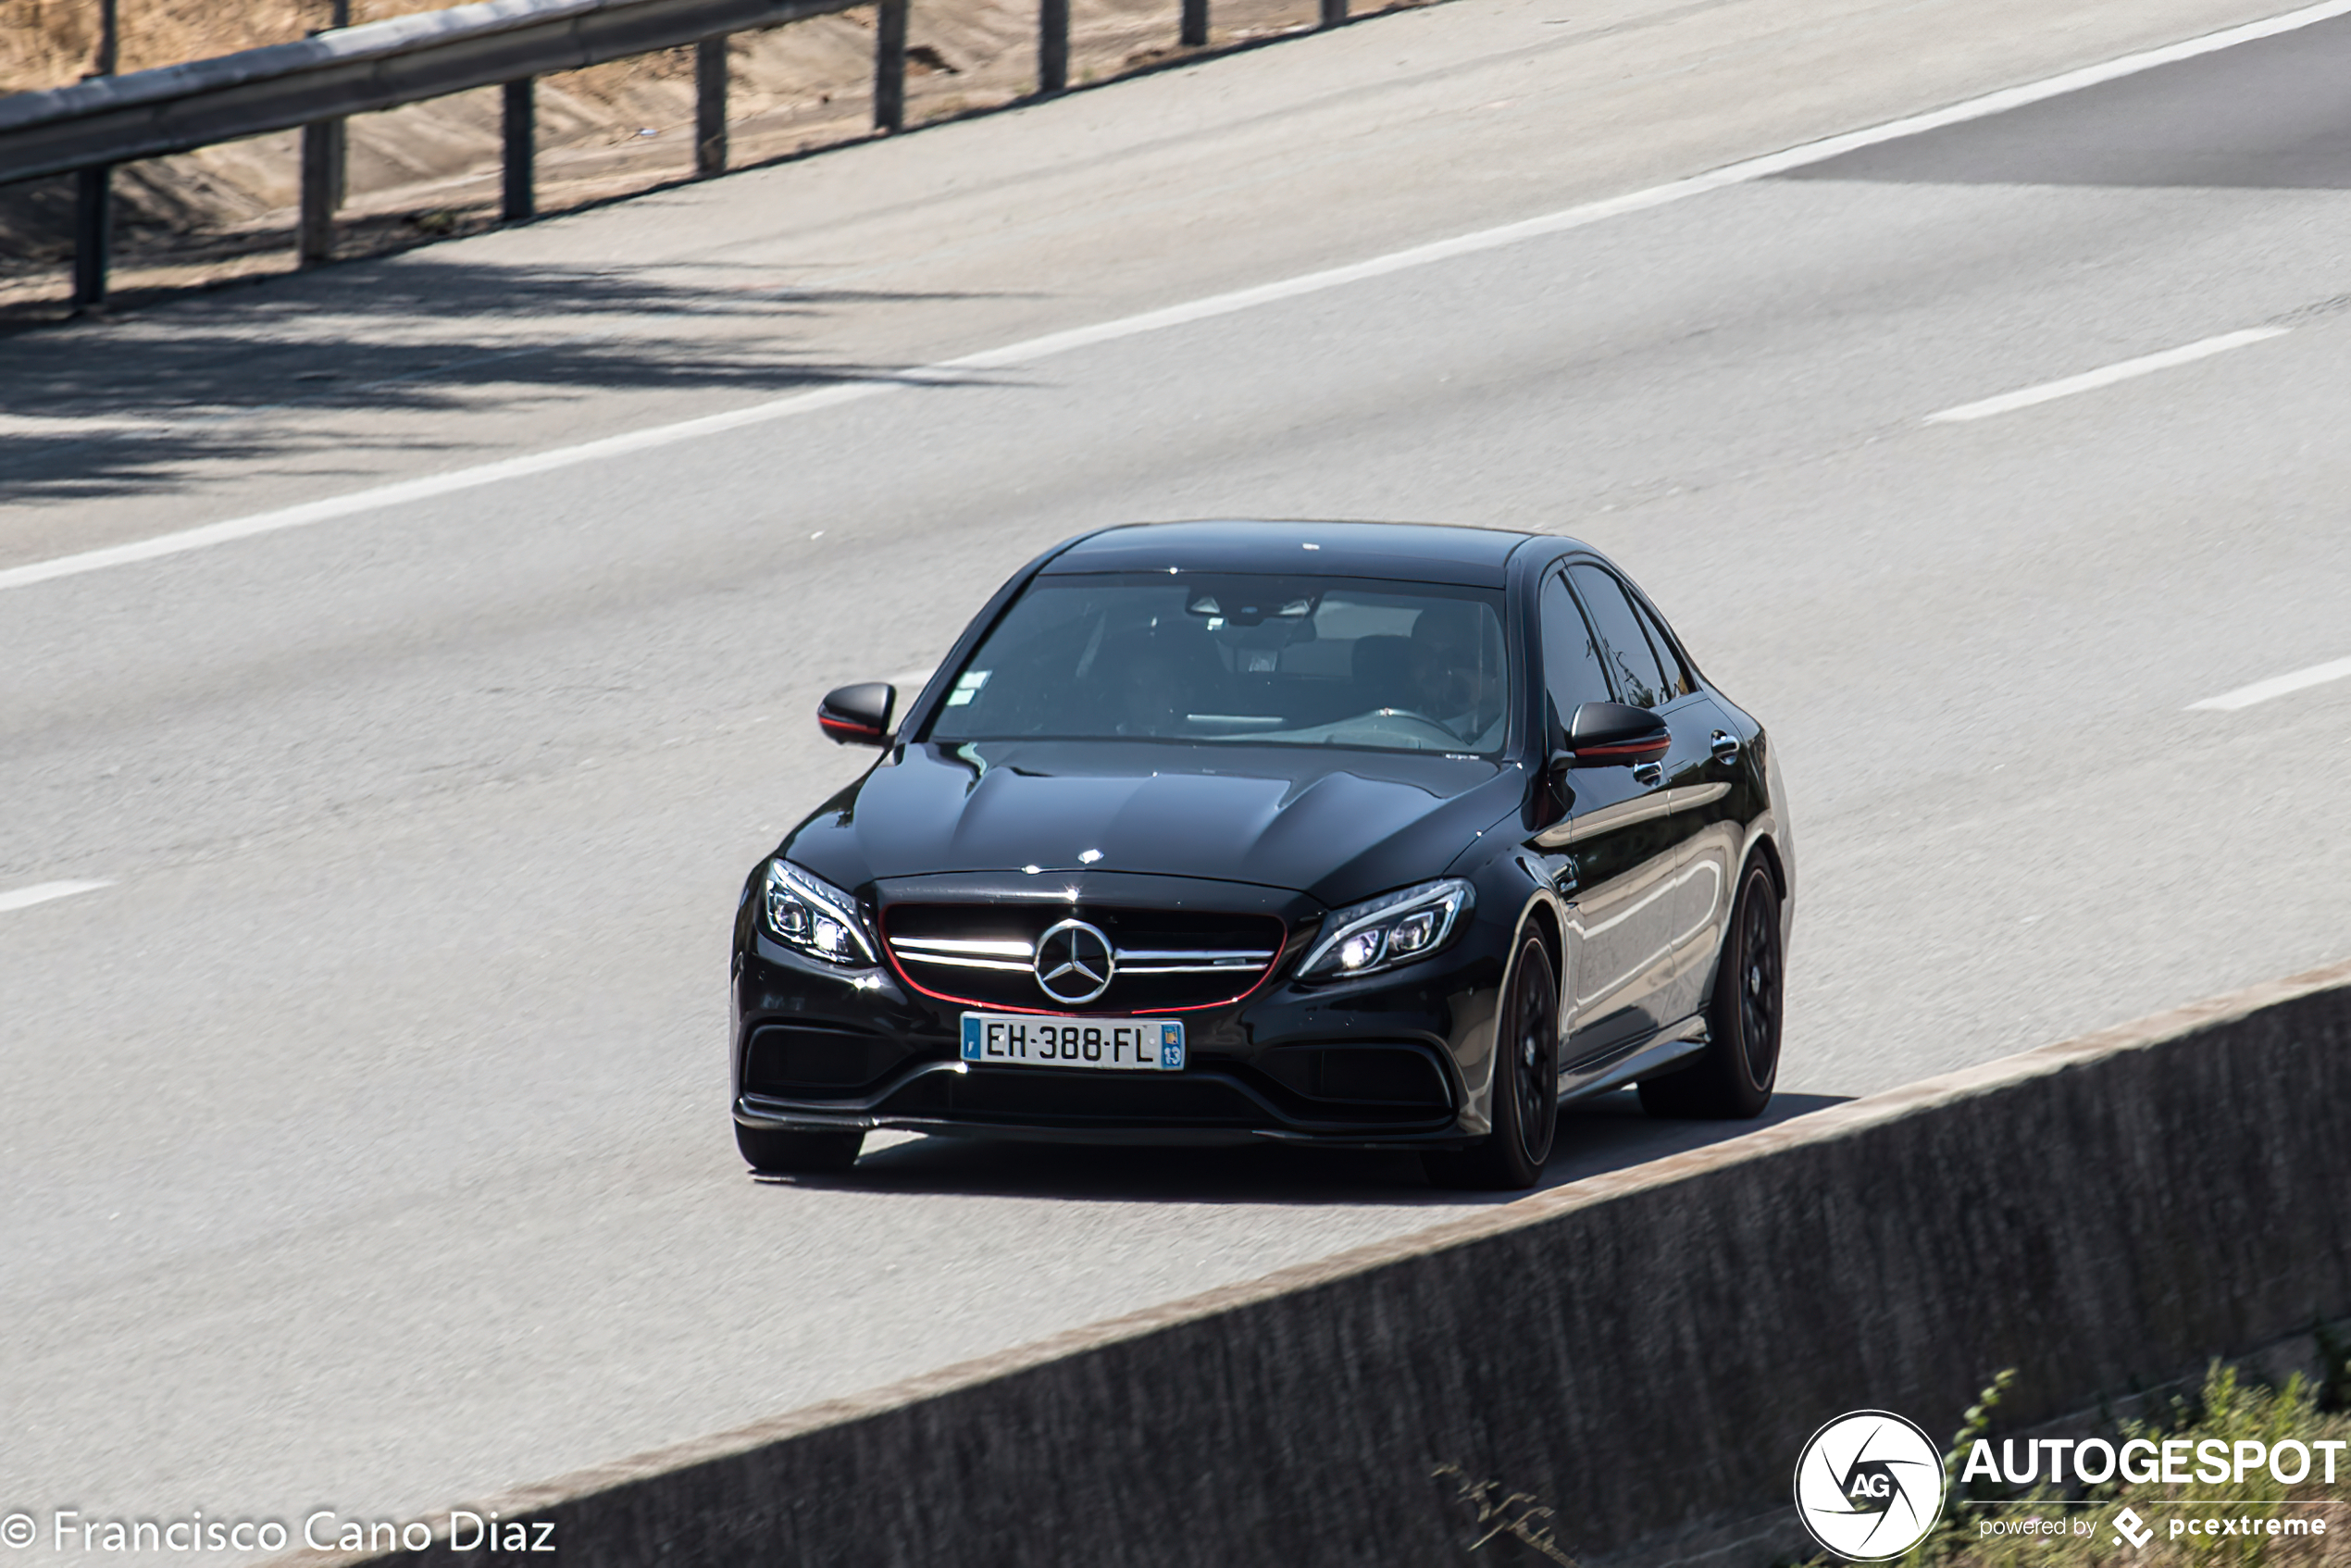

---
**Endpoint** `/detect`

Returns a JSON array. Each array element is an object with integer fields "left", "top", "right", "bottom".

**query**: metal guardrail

[
  {"left": 0, "top": 0, "right": 1353, "bottom": 312},
  {"left": 0, "top": 0, "right": 845, "bottom": 183}
]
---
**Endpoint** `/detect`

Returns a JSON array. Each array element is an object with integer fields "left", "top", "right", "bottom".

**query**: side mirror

[
  {"left": 1565, "top": 700, "right": 1670, "bottom": 768},
  {"left": 1535, "top": 699, "right": 1577, "bottom": 825},
  {"left": 1537, "top": 748, "right": 1577, "bottom": 825},
  {"left": 817, "top": 682, "right": 896, "bottom": 747}
]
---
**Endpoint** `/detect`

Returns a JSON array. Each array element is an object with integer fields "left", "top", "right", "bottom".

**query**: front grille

[{"left": 881, "top": 903, "right": 1284, "bottom": 1014}]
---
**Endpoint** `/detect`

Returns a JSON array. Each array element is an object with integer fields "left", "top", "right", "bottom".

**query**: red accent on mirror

[{"left": 1572, "top": 738, "right": 1669, "bottom": 759}]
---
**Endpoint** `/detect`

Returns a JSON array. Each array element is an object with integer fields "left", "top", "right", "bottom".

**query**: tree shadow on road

[
  {"left": 756, "top": 1089, "right": 1852, "bottom": 1207},
  {"left": 0, "top": 251, "right": 1024, "bottom": 506}
]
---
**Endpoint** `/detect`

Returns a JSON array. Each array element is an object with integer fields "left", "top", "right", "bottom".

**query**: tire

[
  {"left": 1423, "top": 934, "right": 1559, "bottom": 1191},
  {"left": 735, "top": 1122, "right": 864, "bottom": 1174},
  {"left": 1638, "top": 860, "right": 1782, "bottom": 1120}
]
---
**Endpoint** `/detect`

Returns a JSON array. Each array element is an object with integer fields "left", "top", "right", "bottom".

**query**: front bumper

[{"left": 730, "top": 902, "right": 1510, "bottom": 1150}]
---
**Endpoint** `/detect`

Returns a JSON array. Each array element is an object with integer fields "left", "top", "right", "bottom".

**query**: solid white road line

[
  {"left": 1924, "top": 328, "right": 2290, "bottom": 424},
  {"left": 0, "top": 413, "right": 179, "bottom": 437},
  {"left": 0, "top": 879, "right": 112, "bottom": 915},
  {"left": 2189, "top": 655, "right": 2351, "bottom": 711},
  {"left": 6, "top": 0, "right": 2351, "bottom": 595}
]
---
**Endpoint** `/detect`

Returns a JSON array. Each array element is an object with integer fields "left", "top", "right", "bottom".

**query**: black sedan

[{"left": 730, "top": 520, "right": 1793, "bottom": 1188}]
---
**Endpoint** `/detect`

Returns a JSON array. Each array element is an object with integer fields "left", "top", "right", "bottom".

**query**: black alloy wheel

[
  {"left": 736, "top": 1123, "right": 865, "bottom": 1175},
  {"left": 1638, "top": 860, "right": 1782, "bottom": 1119},
  {"left": 1424, "top": 933, "right": 1560, "bottom": 1190}
]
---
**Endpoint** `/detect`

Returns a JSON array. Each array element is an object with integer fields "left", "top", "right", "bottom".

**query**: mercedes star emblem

[{"left": 1034, "top": 918, "right": 1116, "bottom": 1005}]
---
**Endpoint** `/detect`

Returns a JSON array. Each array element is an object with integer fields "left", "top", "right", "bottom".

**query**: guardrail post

[
  {"left": 324, "top": 6, "right": 351, "bottom": 211},
  {"left": 93, "top": 0, "right": 119, "bottom": 75},
  {"left": 1181, "top": 0, "right": 1208, "bottom": 47},
  {"left": 299, "top": 120, "right": 337, "bottom": 266},
  {"left": 502, "top": 78, "right": 536, "bottom": 221},
  {"left": 873, "top": 0, "right": 907, "bottom": 132},
  {"left": 298, "top": 20, "right": 348, "bottom": 268},
  {"left": 70, "top": 4, "right": 118, "bottom": 312},
  {"left": 695, "top": 37, "right": 728, "bottom": 174},
  {"left": 1320, "top": 0, "right": 1347, "bottom": 26},
  {"left": 70, "top": 165, "right": 111, "bottom": 311},
  {"left": 1039, "top": 0, "right": 1069, "bottom": 94}
]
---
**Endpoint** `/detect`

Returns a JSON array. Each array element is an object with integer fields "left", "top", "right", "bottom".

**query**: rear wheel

[
  {"left": 1638, "top": 860, "right": 1782, "bottom": 1119},
  {"left": 1423, "top": 934, "right": 1559, "bottom": 1191},
  {"left": 735, "top": 1122, "right": 864, "bottom": 1174}
]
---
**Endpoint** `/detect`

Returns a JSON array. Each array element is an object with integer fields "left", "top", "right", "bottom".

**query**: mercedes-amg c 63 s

[{"left": 730, "top": 520, "right": 1794, "bottom": 1188}]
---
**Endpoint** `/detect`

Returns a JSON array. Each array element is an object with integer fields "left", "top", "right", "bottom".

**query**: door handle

[
  {"left": 1632, "top": 761, "right": 1663, "bottom": 788},
  {"left": 1710, "top": 729, "right": 1740, "bottom": 765}
]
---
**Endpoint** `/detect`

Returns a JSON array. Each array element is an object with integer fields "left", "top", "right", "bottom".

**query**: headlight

[
  {"left": 761, "top": 860, "right": 877, "bottom": 966},
  {"left": 1297, "top": 877, "right": 1474, "bottom": 981}
]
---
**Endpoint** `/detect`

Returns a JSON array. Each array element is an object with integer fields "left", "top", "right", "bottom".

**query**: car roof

[{"left": 1039, "top": 519, "right": 1557, "bottom": 588}]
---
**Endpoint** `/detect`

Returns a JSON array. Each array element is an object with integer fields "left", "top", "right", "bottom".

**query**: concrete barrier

[{"left": 280, "top": 955, "right": 2351, "bottom": 1567}]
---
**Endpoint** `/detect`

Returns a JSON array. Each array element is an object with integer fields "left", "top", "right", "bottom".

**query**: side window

[
  {"left": 1628, "top": 594, "right": 1696, "bottom": 700},
  {"left": 1567, "top": 564, "right": 1670, "bottom": 710},
  {"left": 1539, "top": 572, "right": 1611, "bottom": 733}
]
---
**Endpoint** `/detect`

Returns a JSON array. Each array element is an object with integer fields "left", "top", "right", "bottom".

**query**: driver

[
  {"left": 1097, "top": 629, "right": 1192, "bottom": 738},
  {"left": 1408, "top": 603, "right": 1505, "bottom": 747},
  {"left": 1116, "top": 650, "right": 1186, "bottom": 737}
]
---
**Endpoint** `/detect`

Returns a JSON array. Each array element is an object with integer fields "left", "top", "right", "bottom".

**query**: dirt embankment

[{"left": 0, "top": 0, "right": 1344, "bottom": 317}]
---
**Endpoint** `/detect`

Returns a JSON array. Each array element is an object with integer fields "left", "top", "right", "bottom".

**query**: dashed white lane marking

[
  {"left": 1924, "top": 328, "right": 2290, "bottom": 424},
  {"left": 2190, "top": 654, "right": 2351, "bottom": 711},
  {"left": 6, "top": 0, "right": 2351, "bottom": 594},
  {"left": 0, "top": 879, "right": 112, "bottom": 915}
]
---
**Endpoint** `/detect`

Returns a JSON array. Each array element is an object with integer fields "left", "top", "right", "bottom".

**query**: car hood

[{"left": 780, "top": 740, "right": 1523, "bottom": 906}]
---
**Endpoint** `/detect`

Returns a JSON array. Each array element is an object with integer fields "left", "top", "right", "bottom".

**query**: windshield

[{"left": 923, "top": 573, "right": 1511, "bottom": 754}]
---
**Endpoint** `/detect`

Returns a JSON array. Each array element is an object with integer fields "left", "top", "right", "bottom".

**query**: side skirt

[{"left": 1556, "top": 1020, "right": 1708, "bottom": 1103}]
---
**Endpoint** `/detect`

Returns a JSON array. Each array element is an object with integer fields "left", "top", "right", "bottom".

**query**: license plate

[{"left": 960, "top": 1013, "right": 1186, "bottom": 1071}]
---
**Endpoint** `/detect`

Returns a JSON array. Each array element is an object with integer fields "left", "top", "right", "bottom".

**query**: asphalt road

[{"left": 6, "top": 0, "right": 2351, "bottom": 1553}]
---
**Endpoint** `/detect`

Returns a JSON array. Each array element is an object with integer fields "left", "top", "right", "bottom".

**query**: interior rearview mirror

[
  {"left": 817, "top": 682, "right": 897, "bottom": 747},
  {"left": 1565, "top": 700, "right": 1671, "bottom": 768}
]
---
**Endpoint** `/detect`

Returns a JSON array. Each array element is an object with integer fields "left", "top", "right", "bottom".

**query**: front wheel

[
  {"left": 1423, "top": 934, "right": 1559, "bottom": 1191},
  {"left": 1638, "top": 859, "right": 1782, "bottom": 1119},
  {"left": 736, "top": 1122, "right": 864, "bottom": 1174}
]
